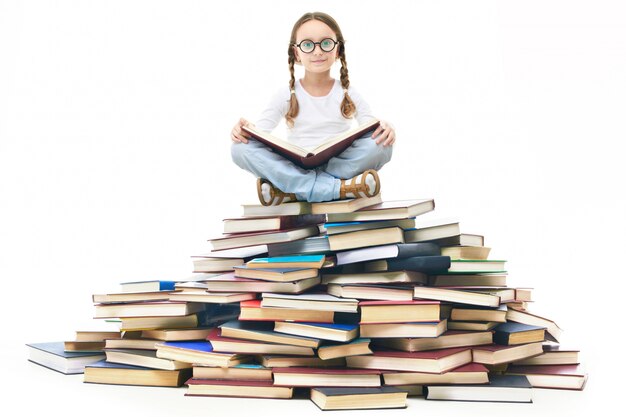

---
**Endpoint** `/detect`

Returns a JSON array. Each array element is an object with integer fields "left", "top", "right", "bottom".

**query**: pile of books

[{"left": 27, "top": 196, "right": 587, "bottom": 410}]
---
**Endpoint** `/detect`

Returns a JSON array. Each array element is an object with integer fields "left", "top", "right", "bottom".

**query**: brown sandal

[
  {"left": 339, "top": 169, "right": 381, "bottom": 199},
  {"left": 256, "top": 178, "right": 297, "bottom": 206}
]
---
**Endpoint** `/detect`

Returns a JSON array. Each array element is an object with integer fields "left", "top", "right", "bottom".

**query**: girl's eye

[
  {"left": 321, "top": 39, "right": 333, "bottom": 48},
  {"left": 302, "top": 41, "right": 314, "bottom": 49}
]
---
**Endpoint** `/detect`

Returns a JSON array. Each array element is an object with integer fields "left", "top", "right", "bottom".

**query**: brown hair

[{"left": 286, "top": 12, "right": 356, "bottom": 128}]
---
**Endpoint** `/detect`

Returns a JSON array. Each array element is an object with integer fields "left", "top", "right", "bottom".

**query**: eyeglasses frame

[{"left": 293, "top": 38, "right": 341, "bottom": 54}]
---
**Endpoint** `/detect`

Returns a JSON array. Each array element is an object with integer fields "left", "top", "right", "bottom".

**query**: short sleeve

[
  {"left": 347, "top": 86, "right": 376, "bottom": 125},
  {"left": 255, "top": 87, "right": 291, "bottom": 133}
]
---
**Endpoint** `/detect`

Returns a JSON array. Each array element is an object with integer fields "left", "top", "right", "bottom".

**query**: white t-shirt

[{"left": 255, "top": 79, "right": 375, "bottom": 151}]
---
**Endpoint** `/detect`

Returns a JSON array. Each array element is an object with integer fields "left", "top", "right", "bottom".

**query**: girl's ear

[{"left": 293, "top": 47, "right": 301, "bottom": 64}]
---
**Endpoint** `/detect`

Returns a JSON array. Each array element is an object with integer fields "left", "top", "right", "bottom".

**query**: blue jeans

[{"left": 231, "top": 133, "right": 393, "bottom": 202}]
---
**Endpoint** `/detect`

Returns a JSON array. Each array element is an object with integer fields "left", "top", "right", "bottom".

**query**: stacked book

[{"left": 26, "top": 196, "right": 587, "bottom": 410}]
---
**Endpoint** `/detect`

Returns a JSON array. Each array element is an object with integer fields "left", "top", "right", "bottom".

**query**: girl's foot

[
  {"left": 340, "top": 169, "right": 381, "bottom": 199},
  {"left": 256, "top": 178, "right": 297, "bottom": 206}
]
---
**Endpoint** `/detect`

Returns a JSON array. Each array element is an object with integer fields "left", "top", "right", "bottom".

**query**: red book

[
  {"left": 242, "top": 119, "right": 380, "bottom": 169},
  {"left": 206, "top": 328, "right": 315, "bottom": 356},
  {"left": 472, "top": 342, "right": 544, "bottom": 365},
  {"left": 346, "top": 347, "right": 472, "bottom": 374}
]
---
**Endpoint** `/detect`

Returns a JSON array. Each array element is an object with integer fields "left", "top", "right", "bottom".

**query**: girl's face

[{"left": 293, "top": 19, "right": 339, "bottom": 74}]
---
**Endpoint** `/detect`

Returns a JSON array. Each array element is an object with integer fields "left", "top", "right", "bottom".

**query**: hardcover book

[
  {"left": 242, "top": 119, "right": 380, "bottom": 169},
  {"left": 326, "top": 199, "right": 435, "bottom": 222},
  {"left": 84, "top": 360, "right": 192, "bottom": 387},
  {"left": 310, "top": 386, "right": 408, "bottom": 410},
  {"left": 425, "top": 374, "right": 533, "bottom": 403},
  {"left": 26, "top": 342, "right": 105, "bottom": 375}
]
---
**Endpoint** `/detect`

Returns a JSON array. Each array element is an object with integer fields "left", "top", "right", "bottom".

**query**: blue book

[
  {"left": 247, "top": 254, "right": 325, "bottom": 269},
  {"left": 119, "top": 280, "right": 177, "bottom": 292},
  {"left": 160, "top": 341, "right": 214, "bottom": 353}
]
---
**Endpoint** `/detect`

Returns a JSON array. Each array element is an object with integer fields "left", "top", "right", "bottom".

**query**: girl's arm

[{"left": 231, "top": 88, "right": 290, "bottom": 144}]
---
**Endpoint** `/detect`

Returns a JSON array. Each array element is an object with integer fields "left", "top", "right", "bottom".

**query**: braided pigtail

[
  {"left": 285, "top": 49, "right": 299, "bottom": 128},
  {"left": 339, "top": 51, "right": 356, "bottom": 119}
]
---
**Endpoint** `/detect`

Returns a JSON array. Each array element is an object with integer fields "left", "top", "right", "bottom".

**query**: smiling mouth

[{"left": 312, "top": 60, "right": 326, "bottom": 63}]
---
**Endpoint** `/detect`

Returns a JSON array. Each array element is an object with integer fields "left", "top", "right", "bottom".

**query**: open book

[{"left": 242, "top": 119, "right": 380, "bottom": 169}]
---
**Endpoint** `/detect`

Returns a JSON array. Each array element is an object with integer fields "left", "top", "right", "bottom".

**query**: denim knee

[
  {"left": 231, "top": 142, "right": 249, "bottom": 169},
  {"left": 359, "top": 137, "right": 394, "bottom": 170}
]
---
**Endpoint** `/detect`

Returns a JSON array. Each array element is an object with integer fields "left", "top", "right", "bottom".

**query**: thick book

[
  {"left": 267, "top": 236, "right": 332, "bottom": 257},
  {"left": 242, "top": 201, "right": 312, "bottom": 218},
  {"left": 327, "top": 283, "right": 416, "bottom": 301},
  {"left": 317, "top": 338, "right": 372, "bottom": 360},
  {"left": 93, "top": 301, "right": 205, "bottom": 319},
  {"left": 258, "top": 355, "right": 346, "bottom": 368},
  {"left": 360, "top": 320, "right": 447, "bottom": 339},
  {"left": 104, "top": 349, "right": 191, "bottom": 370},
  {"left": 336, "top": 242, "right": 440, "bottom": 265},
  {"left": 261, "top": 292, "right": 359, "bottom": 313},
  {"left": 324, "top": 218, "right": 416, "bottom": 235},
  {"left": 322, "top": 270, "right": 427, "bottom": 286},
  {"left": 328, "top": 226, "right": 405, "bottom": 251},
  {"left": 326, "top": 199, "right": 435, "bottom": 222},
  {"left": 493, "top": 322, "right": 546, "bottom": 345},
  {"left": 218, "top": 320, "right": 321, "bottom": 348},
  {"left": 185, "top": 378, "right": 293, "bottom": 398},
  {"left": 311, "top": 386, "right": 408, "bottom": 410},
  {"left": 192, "top": 363, "right": 272, "bottom": 381},
  {"left": 155, "top": 341, "right": 250, "bottom": 367},
  {"left": 245, "top": 254, "right": 326, "bottom": 269},
  {"left": 207, "top": 328, "right": 316, "bottom": 356},
  {"left": 272, "top": 367, "right": 382, "bottom": 387},
  {"left": 223, "top": 214, "right": 325, "bottom": 234},
  {"left": 372, "top": 330, "right": 493, "bottom": 353},
  {"left": 506, "top": 308, "right": 563, "bottom": 343},
  {"left": 346, "top": 347, "right": 472, "bottom": 374},
  {"left": 448, "top": 259, "right": 507, "bottom": 273},
  {"left": 429, "top": 273, "right": 507, "bottom": 287},
  {"left": 506, "top": 364, "right": 587, "bottom": 390},
  {"left": 242, "top": 119, "right": 380, "bottom": 169},
  {"left": 311, "top": 194, "right": 383, "bottom": 215},
  {"left": 404, "top": 221, "right": 461, "bottom": 243},
  {"left": 239, "top": 300, "right": 359, "bottom": 324},
  {"left": 358, "top": 300, "right": 442, "bottom": 324},
  {"left": 209, "top": 225, "right": 320, "bottom": 251},
  {"left": 273, "top": 322, "right": 359, "bottom": 342},
  {"left": 441, "top": 246, "right": 491, "bottom": 260},
  {"left": 472, "top": 342, "right": 544, "bottom": 365},
  {"left": 451, "top": 305, "right": 508, "bottom": 323},
  {"left": 199, "top": 272, "right": 321, "bottom": 294},
  {"left": 383, "top": 363, "right": 490, "bottom": 386},
  {"left": 119, "top": 280, "right": 177, "bottom": 293},
  {"left": 141, "top": 328, "right": 215, "bottom": 342},
  {"left": 413, "top": 286, "right": 501, "bottom": 307},
  {"left": 84, "top": 360, "right": 192, "bottom": 387},
  {"left": 513, "top": 344, "right": 580, "bottom": 365},
  {"left": 425, "top": 374, "right": 533, "bottom": 403},
  {"left": 92, "top": 291, "right": 172, "bottom": 304},
  {"left": 233, "top": 265, "right": 319, "bottom": 282},
  {"left": 364, "top": 255, "right": 451, "bottom": 274},
  {"left": 26, "top": 342, "right": 105, "bottom": 375}
]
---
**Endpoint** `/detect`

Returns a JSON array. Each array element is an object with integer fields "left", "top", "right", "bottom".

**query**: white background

[{"left": 1, "top": 0, "right": 624, "bottom": 415}]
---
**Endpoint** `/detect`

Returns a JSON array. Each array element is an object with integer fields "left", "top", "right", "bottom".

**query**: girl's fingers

[
  {"left": 372, "top": 126, "right": 383, "bottom": 139},
  {"left": 383, "top": 131, "right": 396, "bottom": 146},
  {"left": 376, "top": 128, "right": 390, "bottom": 145}
]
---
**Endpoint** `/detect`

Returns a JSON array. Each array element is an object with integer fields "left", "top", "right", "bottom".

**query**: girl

[{"left": 231, "top": 11, "right": 396, "bottom": 206}]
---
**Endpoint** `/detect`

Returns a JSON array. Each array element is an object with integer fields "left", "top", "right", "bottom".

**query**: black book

[
  {"left": 365, "top": 255, "right": 451, "bottom": 274},
  {"left": 425, "top": 374, "right": 533, "bottom": 403},
  {"left": 493, "top": 322, "right": 546, "bottom": 346},
  {"left": 336, "top": 242, "right": 440, "bottom": 266}
]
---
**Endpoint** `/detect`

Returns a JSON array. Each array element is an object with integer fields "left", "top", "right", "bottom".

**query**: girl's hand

[
  {"left": 231, "top": 118, "right": 253, "bottom": 144},
  {"left": 371, "top": 120, "right": 396, "bottom": 147}
]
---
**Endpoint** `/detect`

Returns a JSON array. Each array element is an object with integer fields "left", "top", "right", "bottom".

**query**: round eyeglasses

[{"left": 293, "top": 38, "right": 340, "bottom": 54}]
